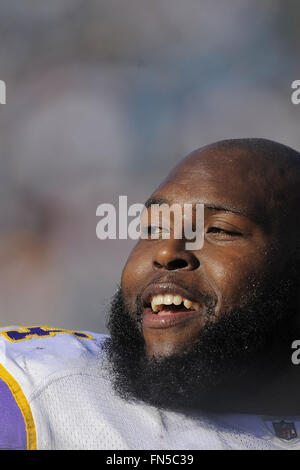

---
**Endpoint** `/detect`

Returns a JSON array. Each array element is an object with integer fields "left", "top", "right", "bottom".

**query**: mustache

[{"left": 135, "top": 273, "right": 218, "bottom": 318}]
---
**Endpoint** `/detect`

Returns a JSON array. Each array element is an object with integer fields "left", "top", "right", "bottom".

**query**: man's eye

[
  {"left": 207, "top": 227, "right": 242, "bottom": 237},
  {"left": 148, "top": 225, "right": 162, "bottom": 235},
  {"left": 141, "top": 225, "right": 170, "bottom": 236}
]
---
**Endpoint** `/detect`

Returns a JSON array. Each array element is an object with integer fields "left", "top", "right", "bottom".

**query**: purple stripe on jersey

[{"left": 0, "top": 377, "right": 27, "bottom": 449}]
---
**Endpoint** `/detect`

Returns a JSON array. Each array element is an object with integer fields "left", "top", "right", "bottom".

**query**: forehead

[{"left": 152, "top": 150, "right": 270, "bottom": 224}]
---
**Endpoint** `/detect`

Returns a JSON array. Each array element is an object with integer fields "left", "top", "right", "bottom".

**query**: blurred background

[{"left": 0, "top": 0, "right": 299, "bottom": 332}]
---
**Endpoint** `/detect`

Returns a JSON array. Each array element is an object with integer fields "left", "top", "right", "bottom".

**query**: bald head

[
  {"left": 174, "top": 138, "right": 300, "bottom": 200},
  {"left": 190, "top": 139, "right": 299, "bottom": 201}
]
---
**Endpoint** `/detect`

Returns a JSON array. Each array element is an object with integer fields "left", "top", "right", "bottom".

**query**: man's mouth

[
  {"left": 150, "top": 293, "right": 200, "bottom": 314},
  {"left": 140, "top": 283, "right": 204, "bottom": 329}
]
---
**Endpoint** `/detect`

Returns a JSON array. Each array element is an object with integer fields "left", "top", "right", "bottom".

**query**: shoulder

[
  {"left": 0, "top": 324, "right": 107, "bottom": 352},
  {"left": 0, "top": 325, "right": 109, "bottom": 378},
  {"left": 0, "top": 325, "right": 109, "bottom": 449}
]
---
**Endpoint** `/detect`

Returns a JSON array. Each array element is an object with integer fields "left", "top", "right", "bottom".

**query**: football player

[{"left": 1, "top": 138, "right": 300, "bottom": 449}]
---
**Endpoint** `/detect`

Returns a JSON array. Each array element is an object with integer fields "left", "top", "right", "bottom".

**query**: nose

[{"left": 153, "top": 239, "right": 200, "bottom": 271}]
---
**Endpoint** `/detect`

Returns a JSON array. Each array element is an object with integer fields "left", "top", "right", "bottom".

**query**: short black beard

[{"left": 103, "top": 274, "right": 299, "bottom": 413}]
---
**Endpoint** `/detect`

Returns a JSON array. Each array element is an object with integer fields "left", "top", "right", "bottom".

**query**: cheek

[
  {"left": 121, "top": 242, "right": 153, "bottom": 303},
  {"left": 202, "top": 245, "right": 269, "bottom": 311}
]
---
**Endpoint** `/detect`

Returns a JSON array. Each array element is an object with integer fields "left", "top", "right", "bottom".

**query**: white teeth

[
  {"left": 183, "top": 299, "right": 193, "bottom": 309},
  {"left": 164, "top": 294, "right": 173, "bottom": 305},
  {"left": 156, "top": 295, "right": 164, "bottom": 305},
  {"left": 149, "top": 293, "right": 200, "bottom": 313},
  {"left": 151, "top": 300, "right": 160, "bottom": 312},
  {"left": 173, "top": 295, "right": 183, "bottom": 305}
]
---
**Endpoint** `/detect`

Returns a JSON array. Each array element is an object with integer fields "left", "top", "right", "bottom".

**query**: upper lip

[{"left": 140, "top": 281, "right": 203, "bottom": 308}]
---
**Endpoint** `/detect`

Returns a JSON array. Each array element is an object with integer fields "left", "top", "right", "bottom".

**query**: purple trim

[
  {"left": 5, "top": 326, "right": 90, "bottom": 341},
  {"left": 0, "top": 377, "right": 27, "bottom": 449}
]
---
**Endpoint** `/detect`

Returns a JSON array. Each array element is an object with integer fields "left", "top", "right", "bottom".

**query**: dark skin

[{"left": 121, "top": 139, "right": 300, "bottom": 412}]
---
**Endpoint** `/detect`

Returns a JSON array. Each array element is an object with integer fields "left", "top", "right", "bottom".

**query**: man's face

[
  {"left": 121, "top": 147, "right": 288, "bottom": 357},
  {"left": 105, "top": 144, "right": 299, "bottom": 411}
]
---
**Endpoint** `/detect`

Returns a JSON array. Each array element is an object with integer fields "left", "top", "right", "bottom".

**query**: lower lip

[{"left": 142, "top": 307, "right": 201, "bottom": 329}]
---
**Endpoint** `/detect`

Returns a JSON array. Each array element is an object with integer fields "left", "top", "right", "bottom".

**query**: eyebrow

[
  {"left": 144, "top": 197, "right": 264, "bottom": 225},
  {"left": 204, "top": 204, "right": 250, "bottom": 218},
  {"left": 144, "top": 197, "right": 169, "bottom": 208},
  {"left": 145, "top": 197, "right": 246, "bottom": 217},
  {"left": 205, "top": 204, "right": 267, "bottom": 226}
]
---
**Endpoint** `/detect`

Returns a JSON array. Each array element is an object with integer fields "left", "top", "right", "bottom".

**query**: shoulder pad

[{"left": 0, "top": 325, "right": 108, "bottom": 450}]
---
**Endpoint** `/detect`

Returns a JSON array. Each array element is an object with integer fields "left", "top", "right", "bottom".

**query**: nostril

[
  {"left": 166, "top": 259, "right": 188, "bottom": 270},
  {"left": 153, "top": 261, "right": 163, "bottom": 269},
  {"left": 153, "top": 249, "right": 200, "bottom": 271}
]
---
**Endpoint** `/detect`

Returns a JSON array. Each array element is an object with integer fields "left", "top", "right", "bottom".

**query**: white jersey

[{"left": 0, "top": 324, "right": 299, "bottom": 450}]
